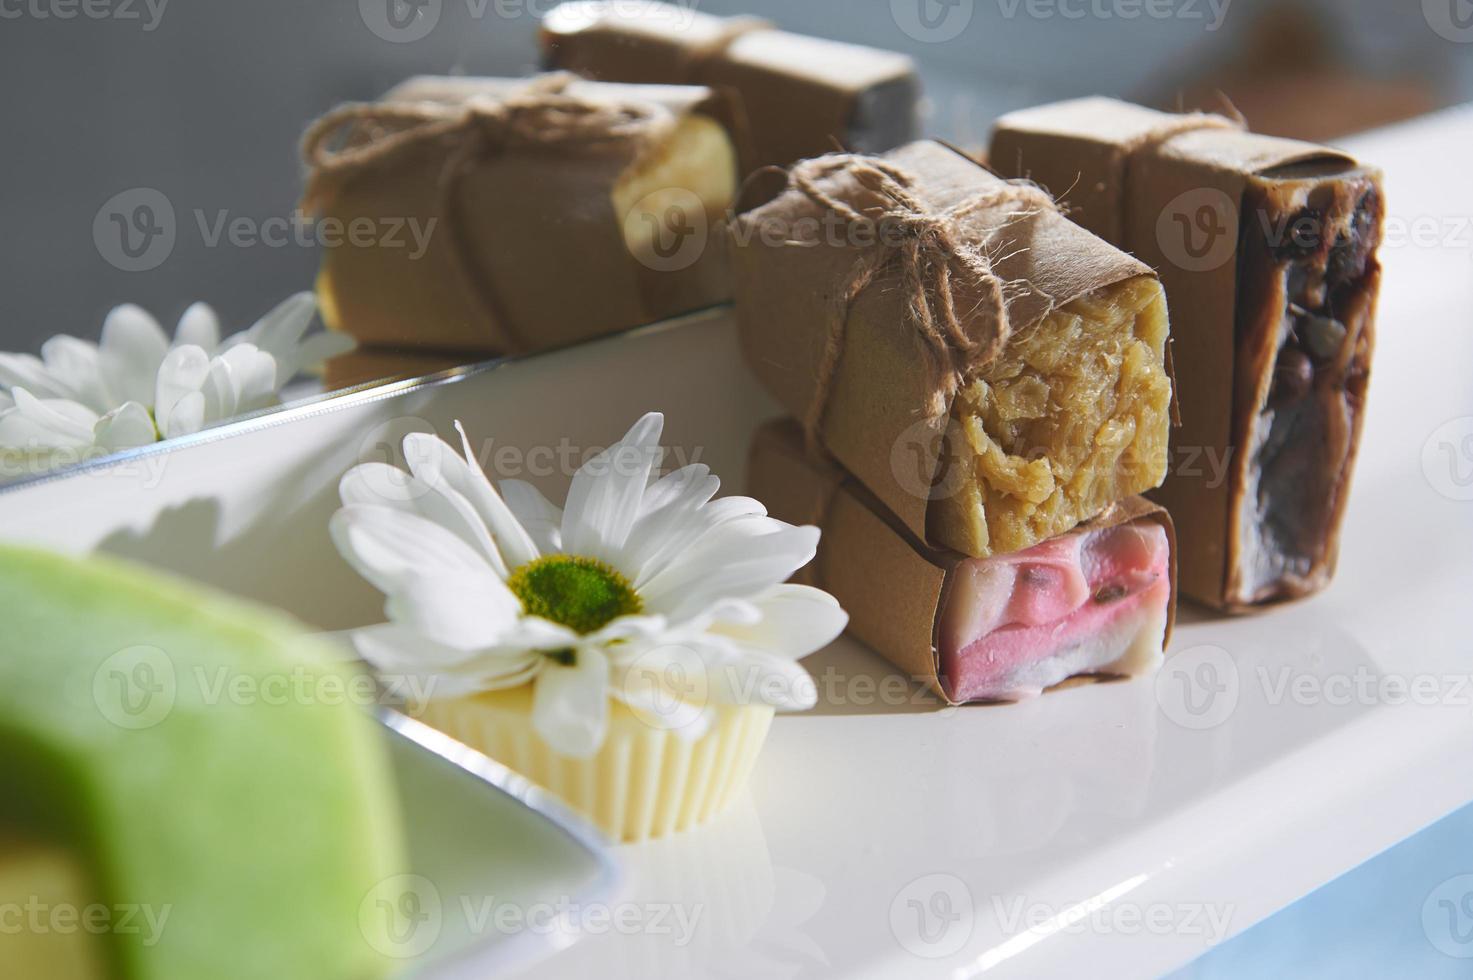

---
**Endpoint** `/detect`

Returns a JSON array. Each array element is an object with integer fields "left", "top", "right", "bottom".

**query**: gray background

[{"left": 0, "top": 0, "right": 1466, "bottom": 354}]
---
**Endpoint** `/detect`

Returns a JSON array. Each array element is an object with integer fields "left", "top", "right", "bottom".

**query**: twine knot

[{"left": 783, "top": 153, "right": 1059, "bottom": 457}]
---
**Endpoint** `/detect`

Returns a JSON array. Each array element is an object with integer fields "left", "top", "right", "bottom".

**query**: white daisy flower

[
  {"left": 0, "top": 292, "right": 354, "bottom": 468},
  {"left": 331, "top": 413, "right": 848, "bottom": 758}
]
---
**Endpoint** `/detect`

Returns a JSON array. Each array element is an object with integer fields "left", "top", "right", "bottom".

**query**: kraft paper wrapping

[
  {"left": 749, "top": 419, "right": 1177, "bottom": 704},
  {"left": 303, "top": 75, "right": 745, "bottom": 356},
  {"left": 540, "top": 1, "right": 919, "bottom": 173},
  {"left": 731, "top": 140, "right": 1156, "bottom": 551},
  {"left": 990, "top": 97, "right": 1380, "bottom": 607}
]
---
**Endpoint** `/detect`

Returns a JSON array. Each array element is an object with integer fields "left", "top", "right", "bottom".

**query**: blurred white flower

[
  {"left": 0, "top": 292, "right": 353, "bottom": 468},
  {"left": 331, "top": 412, "right": 848, "bottom": 759}
]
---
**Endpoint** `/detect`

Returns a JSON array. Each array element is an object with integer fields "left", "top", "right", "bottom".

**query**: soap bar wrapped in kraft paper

[
  {"left": 731, "top": 140, "right": 1174, "bottom": 560},
  {"left": 990, "top": 97, "right": 1383, "bottom": 610},
  {"left": 301, "top": 73, "right": 747, "bottom": 356},
  {"left": 750, "top": 420, "right": 1177, "bottom": 703},
  {"left": 540, "top": 1, "right": 920, "bottom": 173}
]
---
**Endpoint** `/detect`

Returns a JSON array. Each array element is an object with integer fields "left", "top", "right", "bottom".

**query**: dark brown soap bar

[
  {"left": 990, "top": 97, "right": 1383, "bottom": 610},
  {"left": 540, "top": 1, "right": 920, "bottom": 174}
]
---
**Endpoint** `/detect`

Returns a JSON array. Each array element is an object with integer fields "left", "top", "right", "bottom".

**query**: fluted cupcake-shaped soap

[{"left": 330, "top": 413, "right": 847, "bottom": 842}]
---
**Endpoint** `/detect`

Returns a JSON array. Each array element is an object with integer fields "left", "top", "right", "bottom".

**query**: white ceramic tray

[{"left": 2, "top": 106, "right": 1469, "bottom": 978}]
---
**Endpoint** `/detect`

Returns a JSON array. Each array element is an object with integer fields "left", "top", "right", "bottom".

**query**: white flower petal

[
  {"left": 532, "top": 646, "right": 609, "bottom": 759},
  {"left": 1, "top": 388, "right": 99, "bottom": 449},
  {"left": 100, "top": 304, "right": 170, "bottom": 406},
  {"left": 339, "top": 462, "right": 423, "bottom": 507},
  {"left": 449, "top": 422, "right": 540, "bottom": 569},
  {"left": 499, "top": 479, "right": 563, "bottom": 555},
  {"left": 0, "top": 391, "right": 12, "bottom": 412},
  {"left": 639, "top": 519, "right": 820, "bottom": 622},
  {"left": 628, "top": 477, "right": 767, "bottom": 589},
  {"left": 560, "top": 412, "right": 663, "bottom": 565},
  {"left": 401, "top": 432, "right": 515, "bottom": 576},
  {"left": 214, "top": 344, "right": 278, "bottom": 413},
  {"left": 162, "top": 391, "right": 206, "bottom": 439},
  {"left": 711, "top": 584, "right": 849, "bottom": 660},
  {"left": 292, "top": 329, "right": 357, "bottom": 379},
  {"left": 174, "top": 302, "right": 221, "bottom": 351},
  {"left": 229, "top": 292, "right": 316, "bottom": 380},
  {"left": 93, "top": 401, "right": 158, "bottom": 451},
  {"left": 582, "top": 613, "right": 669, "bottom": 647},
  {"left": 201, "top": 355, "right": 238, "bottom": 422},
  {"left": 0, "top": 353, "right": 77, "bottom": 402},
  {"left": 708, "top": 649, "right": 818, "bottom": 711},
  {"left": 39, "top": 336, "right": 108, "bottom": 412},
  {"left": 154, "top": 345, "right": 210, "bottom": 433},
  {"left": 351, "top": 624, "right": 542, "bottom": 701},
  {"left": 330, "top": 503, "right": 496, "bottom": 599},
  {"left": 382, "top": 576, "right": 523, "bottom": 651},
  {"left": 613, "top": 681, "right": 715, "bottom": 741}
]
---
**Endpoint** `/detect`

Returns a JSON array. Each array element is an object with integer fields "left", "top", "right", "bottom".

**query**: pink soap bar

[{"left": 938, "top": 521, "right": 1171, "bottom": 702}]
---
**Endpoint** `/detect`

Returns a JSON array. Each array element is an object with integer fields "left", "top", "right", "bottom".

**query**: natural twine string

[
  {"left": 300, "top": 73, "right": 671, "bottom": 354},
  {"left": 785, "top": 154, "right": 1058, "bottom": 459}
]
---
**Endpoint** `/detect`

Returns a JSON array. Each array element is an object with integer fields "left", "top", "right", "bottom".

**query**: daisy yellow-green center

[{"left": 507, "top": 555, "right": 642, "bottom": 637}]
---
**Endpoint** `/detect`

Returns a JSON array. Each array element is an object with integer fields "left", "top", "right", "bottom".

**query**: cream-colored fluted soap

[{"left": 417, "top": 688, "right": 773, "bottom": 843}]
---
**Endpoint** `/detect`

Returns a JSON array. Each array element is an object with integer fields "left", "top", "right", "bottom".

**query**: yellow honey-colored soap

[
  {"left": 613, "top": 113, "right": 738, "bottom": 263},
  {"left": 416, "top": 687, "right": 773, "bottom": 843},
  {"left": 930, "top": 275, "right": 1172, "bottom": 556}
]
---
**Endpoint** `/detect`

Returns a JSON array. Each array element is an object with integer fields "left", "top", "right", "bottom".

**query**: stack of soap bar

[
  {"left": 749, "top": 420, "right": 1176, "bottom": 703},
  {"left": 541, "top": 1, "right": 920, "bottom": 173},
  {"left": 732, "top": 140, "right": 1174, "bottom": 561},
  {"left": 991, "top": 97, "right": 1383, "bottom": 609},
  {"left": 0, "top": 544, "right": 405, "bottom": 980},
  {"left": 306, "top": 74, "right": 742, "bottom": 357}
]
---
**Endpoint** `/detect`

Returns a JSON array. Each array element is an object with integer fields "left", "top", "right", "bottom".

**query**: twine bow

[
  {"left": 300, "top": 73, "right": 670, "bottom": 354},
  {"left": 786, "top": 154, "right": 1058, "bottom": 457}
]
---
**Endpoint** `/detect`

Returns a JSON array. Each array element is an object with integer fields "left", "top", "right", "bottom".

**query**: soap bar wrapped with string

[
  {"left": 991, "top": 97, "right": 1383, "bottom": 609},
  {"left": 731, "top": 141, "right": 1175, "bottom": 561},
  {"left": 301, "top": 73, "right": 749, "bottom": 358}
]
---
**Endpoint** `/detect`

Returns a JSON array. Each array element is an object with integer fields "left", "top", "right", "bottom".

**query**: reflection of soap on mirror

[{"left": 305, "top": 75, "right": 743, "bottom": 359}]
